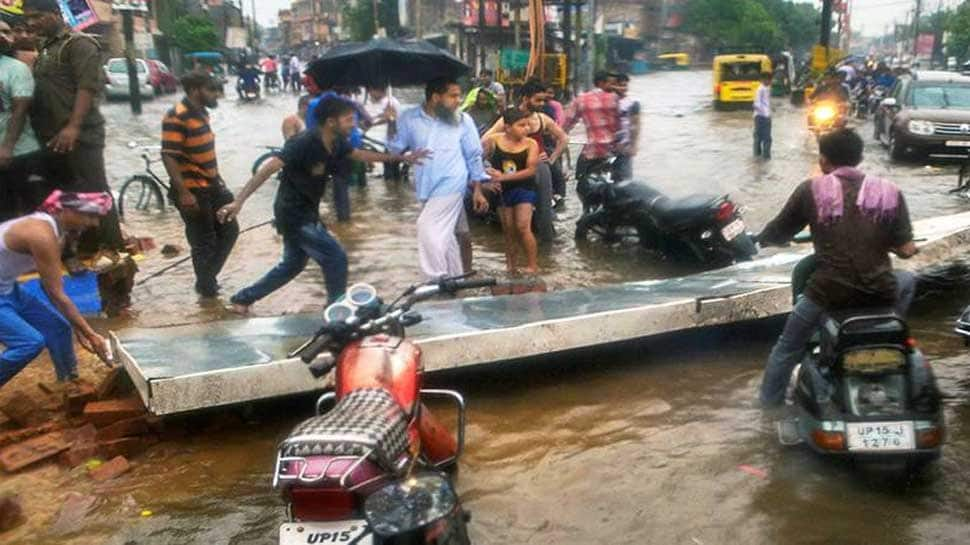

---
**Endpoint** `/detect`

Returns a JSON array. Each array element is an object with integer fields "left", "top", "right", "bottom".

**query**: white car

[{"left": 104, "top": 58, "right": 154, "bottom": 99}]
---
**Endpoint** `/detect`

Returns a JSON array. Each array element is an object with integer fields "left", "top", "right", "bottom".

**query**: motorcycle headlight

[
  {"left": 812, "top": 105, "right": 836, "bottom": 123},
  {"left": 908, "top": 119, "right": 935, "bottom": 135},
  {"left": 364, "top": 473, "right": 458, "bottom": 537}
]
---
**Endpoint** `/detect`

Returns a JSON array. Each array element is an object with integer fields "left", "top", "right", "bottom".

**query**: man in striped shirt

[{"left": 161, "top": 72, "right": 239, "bottom": 298}]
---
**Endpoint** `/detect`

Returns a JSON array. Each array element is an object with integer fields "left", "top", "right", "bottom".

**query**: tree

[
  {"left": 341, "top": 0, "right": 402, "bottom": 42},
  {"left": 170, "top": 15, "right": 221, "bottom": 53},
  {"left": 946, "top": 4, "right": 970, "bottom": 61},
  {"left": 683, "top": 0, "right": 818, "bottom": 53},
  {"left": 155, "top": 0, "right": 188, "bottom": 35}
]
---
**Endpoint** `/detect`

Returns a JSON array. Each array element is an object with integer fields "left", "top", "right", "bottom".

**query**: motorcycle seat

[
  {"left": 279, "top": 388, "right": 409, "bottom": 470},
  {"left": 650, "top": 194, "right": 721, "bottom": 226},
  {"left": 821, "top": 308, "right": 909, "bottom": 352}
]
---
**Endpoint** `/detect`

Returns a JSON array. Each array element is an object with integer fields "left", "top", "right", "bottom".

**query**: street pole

[
  {"left": 415, "top": 0, "right": 423, "bottom": 39},
  {"left": 586, "top": 0, "right": 595, "bottom": 90},
  {"left": 478, "top": 0, "right": 486, "bottom": 71},
  {"left": 513, "top": 0, "right": 521, "bottom": 49},
  {"left": 121, "top": 10, "right": 142, "bottom": 115},
  {"left": 820, "top": 0, "right": 832, "bottom": 48},
  {"left": 563, "top": 0, "right": 572, "bottom": 94},
  {"left": 912, "top": 0, "right": 922, "bottom": 58},
  {"left": 574, "top": 2, "right": 582, "bottom": 94}
]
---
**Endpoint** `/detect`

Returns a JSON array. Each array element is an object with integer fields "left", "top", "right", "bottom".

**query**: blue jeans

[
  {"left": 759, "top": 270, "right": 917, "bottom": 407},
  {"left": 754, "top": 115, "right": 772, "bottom": 158},
  {"left": 0, "top": 285, "right": 77, "bottom": 387},
  {"left": 231, "top": 222, "right": 348, "bottom": 306}
]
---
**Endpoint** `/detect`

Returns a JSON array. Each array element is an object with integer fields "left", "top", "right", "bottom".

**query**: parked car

[
  {"left": 146, "top": 59, "right": 178, "bottom": 95},
  {"left": 873, "top": 70, "right": 970, "bottom": 160},
  {"left": 104, "top": 58, "right": 154, "bottom": 100}
]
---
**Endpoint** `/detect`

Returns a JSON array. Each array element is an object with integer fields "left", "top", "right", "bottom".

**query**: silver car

[{"left": 104, "top": 58, "right": 154, "bottom": 99}]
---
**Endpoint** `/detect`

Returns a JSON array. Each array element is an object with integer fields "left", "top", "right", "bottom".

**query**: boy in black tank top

[{"left": 482, "top": 109, "right": 541, "bottom": 273}]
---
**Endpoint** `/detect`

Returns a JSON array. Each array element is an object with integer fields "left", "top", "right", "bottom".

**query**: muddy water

[{"left": 26, "top": 72, "right": 970, "bottom": 544}]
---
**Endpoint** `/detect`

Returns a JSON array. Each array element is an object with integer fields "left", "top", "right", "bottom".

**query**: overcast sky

[{"left": 248, "top": 0, "right": 959, "bottom": 40}]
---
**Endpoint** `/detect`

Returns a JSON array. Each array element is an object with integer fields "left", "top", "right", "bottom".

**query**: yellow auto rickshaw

[
  {"left": 713, "top": 54, "right": 772, "bottom": 109},
  {"left": 657, "top": 53, "right": 691, "bottom": 70}
]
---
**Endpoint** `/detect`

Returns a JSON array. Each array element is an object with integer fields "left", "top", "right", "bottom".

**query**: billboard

[
  {"left": 60, "top": 0, "right": 99, "bottom": 30},
  {"left": 916, "top": 33, "right": 935, "bottom": 57},
  {"left": 463, "top": 0, "right": 502, "bottom": 27}
]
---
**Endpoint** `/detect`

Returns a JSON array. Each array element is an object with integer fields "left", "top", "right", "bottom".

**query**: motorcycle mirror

[{"left": 363, "top": 473, "right": 458, "bottom": 537}]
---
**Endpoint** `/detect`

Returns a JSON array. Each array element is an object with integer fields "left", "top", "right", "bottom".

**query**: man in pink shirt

[{"left": 563, "top": 71, "right": 619, "bottom": 196}]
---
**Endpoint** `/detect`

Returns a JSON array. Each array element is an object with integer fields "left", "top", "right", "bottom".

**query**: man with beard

[
  {"left": 22, "top": 0, "right": 123, "bottom": 254},
  {"left": 390, "top": 78, "right": 490, "bottom": 279},
  {"left": 0, "top": 14, "right": 43, "bottom": 221},
  {"left": 161, "top": 72, "right": 240, "bottom": 299},
  {"left": 0, "top": 190, "right": 113, "bottom": 390}
]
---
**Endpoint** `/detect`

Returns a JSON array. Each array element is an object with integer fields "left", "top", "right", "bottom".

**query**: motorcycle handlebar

[
  {"left": 441, "top": 278, "right": 497, "bottom": 293},
  {"left": 299, "top": 333, "right": 332, "bottom": 364}
]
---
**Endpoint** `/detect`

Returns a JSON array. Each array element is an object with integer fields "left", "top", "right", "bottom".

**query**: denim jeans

[
  {"left": 759, "top": 270, "right": 917, "bottom": 407},
  {"left": 754, "top": 115, "right": 772, "bottom": 158},
  {"left": 0, "top": 285, "right": 77, "bottom": 387},
  {"left": 231, "top": 222, "right": 348, "bottom": 306}
]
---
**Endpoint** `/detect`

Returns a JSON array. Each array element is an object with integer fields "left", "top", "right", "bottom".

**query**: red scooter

[{"left": 275, "top": 275, "right": 495, "bottom": 545}]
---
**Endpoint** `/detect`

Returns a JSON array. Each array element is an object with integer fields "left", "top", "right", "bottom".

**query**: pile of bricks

[{"left": 0, "top": 368, "right": 161, "bottom": 482}]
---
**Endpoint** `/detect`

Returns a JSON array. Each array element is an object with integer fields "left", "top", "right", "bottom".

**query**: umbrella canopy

[{"left": 306, "top": 38, "right": 470, "bottom": 89}]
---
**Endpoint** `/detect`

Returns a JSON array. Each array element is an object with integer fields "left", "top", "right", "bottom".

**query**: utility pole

[
  {"left": 115, "top": 2, "right": 149, "bottom": 115},
  {"left": 513, "top": 0, "right": 521, "bottom": 49},
  {"left": 586, "top": 0, "right": 596, "bottom": 90},
  {"left": 478, "top": 0, "right": 486, "bottom": 71},
  {"left": 820, "top": 0, "right": 832, "bottom": 48},
  {"left": 912, "top": 0, "right": 922, "bottom": 58}
]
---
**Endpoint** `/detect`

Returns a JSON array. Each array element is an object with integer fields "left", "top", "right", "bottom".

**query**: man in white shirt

[
  {"left": 367, "top": 86, "right": 402, "bottom": 180},
  {"left": 753, "top": 72, "right": 772, "bottom": 160}
]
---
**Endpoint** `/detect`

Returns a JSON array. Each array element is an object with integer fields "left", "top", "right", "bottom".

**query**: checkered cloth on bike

[{"left": 280, "top": 388, "right": 410, "bottom": 470}]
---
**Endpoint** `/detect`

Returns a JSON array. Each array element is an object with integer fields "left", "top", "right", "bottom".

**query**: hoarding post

[{"left": 122, "top": 9, "right": 142, "bottom": 115}]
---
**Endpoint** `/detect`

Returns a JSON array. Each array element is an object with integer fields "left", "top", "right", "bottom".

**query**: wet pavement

[{"left": 31, "top": 71, "right": 970, "bottom": 543}]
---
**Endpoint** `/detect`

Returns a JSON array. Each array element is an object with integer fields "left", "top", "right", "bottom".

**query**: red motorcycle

[{"left": 275, "top": 275, "right": 495, "bottom": 545}]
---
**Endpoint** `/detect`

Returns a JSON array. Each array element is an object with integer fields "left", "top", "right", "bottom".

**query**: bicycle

[
  {"left": 118, "top": 142, "right": 171, "bottom": 218},
  {"left": 252, "top": 145, "right": 282, "bottom": 175},
  {"left": 360, "top": 133, "right": 411, "bottom": 182}
]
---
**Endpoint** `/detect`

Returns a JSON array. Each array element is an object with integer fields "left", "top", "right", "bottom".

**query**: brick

[
  {"left": 58, "top": 443, "right": 100, "bottom": 469},
  {"left": 62, "top": 424, "right": 98, "bottom": 446},
  {"left": 0, "top": 393, "right": 46, "bottom": 428},
  {"left": 0, "top": 432, "right": 69, "bottom": 472},
  {"left": 82, "top": 398, "right": 145, "bottom": 427},
  {"left": 0, "top": 423, "right": 57, "bottom": 449},
  {"left": 98, "top": 437, "right": 149, "bottom": 460},
  {"left": 88, "top": 456, "right": 130, "bottom": 482},
  {"left": 64, "top": 383, "right": 97, "bottom": 416},
  {"left": 0, "top": 494, "right": 24, "bottom": 533},
  {"left": 96, "top": 416, "right": 148, "bottom": 441}
]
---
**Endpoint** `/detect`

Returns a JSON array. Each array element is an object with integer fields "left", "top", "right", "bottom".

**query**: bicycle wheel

[
  {"left": 119, "top": 175, "right": 165, "bottom": 217},
  {"left": 252, "top": 150, "right": 281, "bottom": 175}
]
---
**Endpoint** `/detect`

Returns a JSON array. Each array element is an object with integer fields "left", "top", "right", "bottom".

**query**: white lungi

[{"left": 417, "top": 192, "right": 467, "bottom": 279}]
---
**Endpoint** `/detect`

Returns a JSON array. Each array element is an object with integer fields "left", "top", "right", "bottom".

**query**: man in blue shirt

[{"left": 390, "top": 78, "right": 489, "bottom": 279}]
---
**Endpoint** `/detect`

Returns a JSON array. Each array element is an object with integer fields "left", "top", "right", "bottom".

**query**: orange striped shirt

[{"left": 161, "top": 98, "right": 219, "bottom": 189}]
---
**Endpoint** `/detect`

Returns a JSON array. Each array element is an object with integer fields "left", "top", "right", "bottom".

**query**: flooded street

[{"left": 35, "top": 71, "right": 970, "bottom": 544}]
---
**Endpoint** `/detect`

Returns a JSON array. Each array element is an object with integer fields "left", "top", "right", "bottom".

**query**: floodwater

[{"left": 19, "top": 71, "right": 970, "bottom": 544}]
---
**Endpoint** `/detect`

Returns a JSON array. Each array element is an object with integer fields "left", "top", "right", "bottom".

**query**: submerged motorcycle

[
  {"left": 276, "top": 276, "right": 495, "bottom": 545},
  {"left": 807, "top": 100, "right": 849, "bottom": 137},
  {"left": 574, "top": 160, "right": 757, "bottom": 264},
  {"left": 778, "top": 260, "right": 945, "bottom": 471}
]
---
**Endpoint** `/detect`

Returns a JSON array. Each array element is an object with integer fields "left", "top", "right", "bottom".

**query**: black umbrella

[{"left": 305, "top": 38, "right": 470, "bottom": 89}]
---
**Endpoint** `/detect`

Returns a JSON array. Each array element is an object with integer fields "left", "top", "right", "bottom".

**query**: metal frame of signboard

[{"left": 111, "top": 212, "right": 970, "bottom": 416}]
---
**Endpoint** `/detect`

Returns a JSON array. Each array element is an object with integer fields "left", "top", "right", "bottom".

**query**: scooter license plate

[
  {"left": 846, "top": 421, "right": 915, "bottom": 452},
  {"left": 945, "top": 140, "right": 970, "bottom": 147},
  {"left": 720, "top": 219, "right": 745, "bottom": 241},
  {"left": 280, "top": 520, "right": 372, "bottom": 545}
]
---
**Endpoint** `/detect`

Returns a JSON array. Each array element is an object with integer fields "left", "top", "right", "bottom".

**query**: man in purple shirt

[{"left": 753, "top": 72, "right": 772, "bottom": 159}]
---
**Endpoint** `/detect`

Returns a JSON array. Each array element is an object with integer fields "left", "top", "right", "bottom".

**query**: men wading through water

[
  {"left": 0, "top": 191, "right": 113, "bottom": 390},
  {"left": 218, "top": 98, "right": 428, "bottom": 315},
  {"left": 756, "top": 129, "right": 918, "bottom": 407},
  {"left": 22, "top": 0, "right": 124, "bottom": 254},
  {"left": 161, "top": 72, "right": 240, "bottom": 299},
  {"left": 390, "top": 78, "right": 490, "bottom": 279}
]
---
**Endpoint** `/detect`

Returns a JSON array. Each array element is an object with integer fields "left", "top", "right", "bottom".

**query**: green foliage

[
  {"left": 946, "top": 3, "right": 970, "bottom": 60},
  {"left": 684, "top": 0, "right": 819, "bottom": 53},
  {"left": 170, "top": 15, "right": 221, "bottom": 53},
  {"left": 155, "top": 0, "right": 187, "bottom": 35},
  {"left": 341, "top": 0, "right": 402, "bottom": 42}
]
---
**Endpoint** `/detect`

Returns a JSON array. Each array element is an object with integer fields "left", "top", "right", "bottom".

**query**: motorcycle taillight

[
  {"left": 290, "top": 487, "right": 358, "bottom": 521},
  {"left": 715, "top": 201, "right": 735, "bottom": 222}
]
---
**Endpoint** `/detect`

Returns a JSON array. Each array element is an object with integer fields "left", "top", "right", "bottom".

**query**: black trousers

[
  {"left": 0, "top": 151, "right": 51, "bottom": 223},
  {"left": 172, "top": 184, "right": 240, "bottom": 297},
  {"left": 47, "top": 143, "right": 125, "bottom": 253}
]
